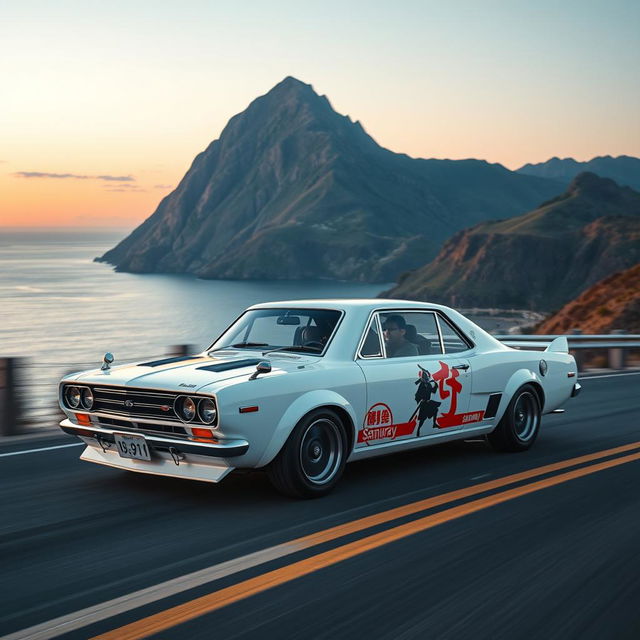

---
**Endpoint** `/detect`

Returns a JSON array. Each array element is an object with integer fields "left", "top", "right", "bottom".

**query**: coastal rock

[
  {"left": 381, "top": 173, "right": 640, "bottom": 310},
  {"left": 98, "top": 76, "right": 561, "bottom": 283},
  {"left": 535, "top": 264, "right": 640, "bottom": 334}
]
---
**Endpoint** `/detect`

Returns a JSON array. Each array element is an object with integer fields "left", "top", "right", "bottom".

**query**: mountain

[
  {"left": 381, "top": 173, "right": 640, "bottom": 310},
  {"left": 535, "top": 264, "right": 640, "bottom": 334},
  {"left": 517, "top": 155, "right": 640, "bottom": 191},
  {"left": 98, "top": 76, "right": 562, "bottom": 283}
]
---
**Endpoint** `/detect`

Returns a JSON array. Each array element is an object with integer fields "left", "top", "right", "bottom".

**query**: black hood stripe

[
  {"left": 140, "top": 355, "right": 202, "bottom": 367},
  {"left": 197, "top": 359, "right": 262, "bottom": 373}
]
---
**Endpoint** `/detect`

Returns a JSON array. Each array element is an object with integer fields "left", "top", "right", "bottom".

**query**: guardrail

[
  {"left": 1, "top": 337, "right": 638, "bottom": 436},
  {"left": 0, "top": 345, "right": 196, "bottom": 436},
  {"left": 494, "top": 331, "right": 640, "bottom": 370}
]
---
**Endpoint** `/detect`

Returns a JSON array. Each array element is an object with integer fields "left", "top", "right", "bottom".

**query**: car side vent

[
  {"left": 484, "top": 393, "right": 502, "bottom": 419},
  {"left": 197, "top": 359, "right": 262, "bottom": 373},
  {"left": 140, "top": 355, "right": 201, "bottom": 367}
]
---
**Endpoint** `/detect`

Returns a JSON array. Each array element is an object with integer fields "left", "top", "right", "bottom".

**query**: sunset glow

[{"left": 2, "top": 0, "right": 638, "bottom": 228}]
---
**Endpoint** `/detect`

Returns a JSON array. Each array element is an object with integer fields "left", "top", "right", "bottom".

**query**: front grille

[
  {"left": 74, "top": 385, "right": 217, "bottom": 428},
  {"left": 92, "top": 386, "right": 181, "bottom": 422}
]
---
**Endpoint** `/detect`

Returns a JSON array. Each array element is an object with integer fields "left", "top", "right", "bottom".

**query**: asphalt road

[{"left": 1, "top": 372, "right": 639, "bottom": 640}]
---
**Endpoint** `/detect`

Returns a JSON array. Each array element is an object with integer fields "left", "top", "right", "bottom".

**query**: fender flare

[
  {"left": 256, "top": 390, "right": 358, "bottom": 468},
  {"left": 494, "top": 369, "right": 545, "bottom": 425}
]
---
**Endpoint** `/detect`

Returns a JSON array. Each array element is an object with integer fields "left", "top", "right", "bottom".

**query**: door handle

[{"left": 453, "top": 364, "right": 469, "bottom": 370}]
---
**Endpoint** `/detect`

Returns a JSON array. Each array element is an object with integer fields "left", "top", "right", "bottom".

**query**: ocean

[{"left": 0, "top": 230, "right": 388, "bottom": 423}]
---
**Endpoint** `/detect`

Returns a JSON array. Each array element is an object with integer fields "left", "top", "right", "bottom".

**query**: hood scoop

[
  {"left": 140, "top": 355, "right": 201, "bottom": 367},
  {"left": 197, "top": 359, "right": 262, "bottom": 373}
]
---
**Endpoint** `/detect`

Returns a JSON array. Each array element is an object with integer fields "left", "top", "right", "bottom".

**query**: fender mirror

[{"left": 249, "top": 361, "right": 272, "bottom": 380}]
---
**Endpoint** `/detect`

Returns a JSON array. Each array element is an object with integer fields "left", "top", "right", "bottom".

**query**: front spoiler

[{"left": 59, "top": 419, "right": 249, "bottom": 458}]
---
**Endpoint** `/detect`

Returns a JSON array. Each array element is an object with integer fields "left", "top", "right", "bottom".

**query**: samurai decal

[
  {"left": 358, "top": 361, "right": 485, "bottom": 445},
  {"left": 413, "top": 366, "right": 441, "bottom": 436}
]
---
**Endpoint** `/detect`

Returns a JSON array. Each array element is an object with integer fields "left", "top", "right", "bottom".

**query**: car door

[{"left": 354, "top": 310, "right": 473, "bottom": 450}]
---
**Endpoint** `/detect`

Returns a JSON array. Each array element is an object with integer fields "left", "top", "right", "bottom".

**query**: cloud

[
  {"left": 104, "top": 183, "right": 146, "bottom": 192},
  {"left": 96, "top": 175, "right": 135, "bottom": 182},
  {"left": 154, "top": 184, "right": 172, "bottom": 189},
  {"left": 13, "top": 172, "right": 89, "bottom": 179},
  {"left": 12, "top": 171, "right": 135, "bottom": 182}
]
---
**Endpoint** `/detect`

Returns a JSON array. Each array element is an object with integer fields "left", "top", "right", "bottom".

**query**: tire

[
  {"left": 487, "top": 384, "right": 541, "bottom": 452},
  {"left": 267, "top": 408, "right": 348, "bottom": 498}
]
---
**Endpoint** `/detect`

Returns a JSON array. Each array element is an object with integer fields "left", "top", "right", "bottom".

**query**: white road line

[
  {"left": 580, "top": 371, "right": 640, "bottom": 380},
  {"left": 1, "top": 541, "right": 304, "bottom": 640},
  {"left": 0, "top": 443, "right": 83, "bottom": 458}
]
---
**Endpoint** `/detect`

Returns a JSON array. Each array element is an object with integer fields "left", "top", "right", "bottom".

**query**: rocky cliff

[
  {"left": 98, "top": 76, "right": 561, "bottom": 282},
  {"left": 535, "top": 264, "right": 640, "bottom": 334},
  {"left": 381, "top": 173, "right": 640, "bottom": 310}
]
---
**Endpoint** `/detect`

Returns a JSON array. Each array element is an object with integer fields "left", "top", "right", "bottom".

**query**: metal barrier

[
  {"left": 0, "top": 358, "right": 24, "bottom": 436},
  {"left": 494, "top": 331, "right": 640, "bottom": 371},
  {"left": 0, "top": 345, "right": 196, "bottom": 436},
  {"left": 1, "top": 338, "right": 638, "bottom": 436}
]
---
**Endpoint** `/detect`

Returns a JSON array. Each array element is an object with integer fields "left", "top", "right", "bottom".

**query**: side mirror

[{"left": 249, "top": 361, "right": 271, "bottom": 380}]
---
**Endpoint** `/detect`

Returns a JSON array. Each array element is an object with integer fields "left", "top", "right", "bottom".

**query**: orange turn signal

[
  {"left": 191, "top": 427, "right": 214, "bottom": 439},
  {"left": 75, "top": 413, "right": 91, "bottom": 426}
]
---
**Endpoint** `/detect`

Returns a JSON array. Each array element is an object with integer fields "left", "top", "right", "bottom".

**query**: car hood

[{"left": 67, "top": 351, "right": 313, "bottom": 392}]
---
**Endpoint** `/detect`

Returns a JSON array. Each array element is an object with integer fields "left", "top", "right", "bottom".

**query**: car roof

[{"left": 249, "top": 299, "right": 453, "bottom": 312}]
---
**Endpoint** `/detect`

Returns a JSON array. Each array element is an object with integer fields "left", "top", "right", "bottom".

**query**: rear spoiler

[{"left": 545, "top": 336, "right": 568, "bottom": 353}]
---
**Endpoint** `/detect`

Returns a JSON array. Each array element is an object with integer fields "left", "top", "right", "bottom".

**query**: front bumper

[
  {"left": 571, "top": 382, "right": 582, "bottom": 398},
  {"left": 59, "top": 419, "right": 249, "bottom": 458},
  {"left": 60, "top": 418, "right": 250, "bottom": 483}
]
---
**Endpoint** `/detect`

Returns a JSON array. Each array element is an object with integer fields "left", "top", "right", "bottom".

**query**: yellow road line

[
  {"left": 92, "top": 449, "right": 640, "bottom": 640},
  {"left": 292, "top": 441, "right": 640, "bottom": 547}
]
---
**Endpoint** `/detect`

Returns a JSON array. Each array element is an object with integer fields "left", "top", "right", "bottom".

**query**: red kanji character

[
  {"left": 445, "top": 368, "right": 462, "bottom": 416},
  {"left": 380, "top": 409, "right": 390, "bottom": 424},
  {"left": 433, "top": 360, "right": 464, "bottom": 418},
  {"left": 432, "top": 361, "right": 451, "bottom": 399}
]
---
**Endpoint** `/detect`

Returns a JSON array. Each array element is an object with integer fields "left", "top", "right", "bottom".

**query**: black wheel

[
  {"left": 487, "top": 384, "right": 541, "bottom": 452},
  {"left": 267, "top": 408, "right": 348, "bottom": 498}
]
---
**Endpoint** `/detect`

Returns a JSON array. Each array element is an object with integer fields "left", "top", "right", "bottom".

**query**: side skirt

[{"left": 347, "top": 423, "right": 496, "bottom": 462}]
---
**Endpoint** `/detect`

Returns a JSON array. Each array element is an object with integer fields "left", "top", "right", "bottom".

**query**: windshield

[{"left": 208, "top": 308, "right": 342, "bottom": 355}]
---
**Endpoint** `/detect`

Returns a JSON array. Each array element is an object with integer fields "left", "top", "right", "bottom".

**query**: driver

[{"left": 383, "top": 315, "right": 418, "bottom": 358}]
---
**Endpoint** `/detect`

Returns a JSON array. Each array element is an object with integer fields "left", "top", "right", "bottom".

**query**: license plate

[{"left": 114, "top": 433, "right": 151, "bottom": 461}]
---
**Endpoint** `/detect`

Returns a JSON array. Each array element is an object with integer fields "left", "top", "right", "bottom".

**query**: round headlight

[
  {"left": 180, "top": 396, "right": 196, "bottom": 421},
  {"left": 65, "top": 386, "right": 81, "bottom": 408},
  {"left": 198, "top": 398, "right": 217, "bottom": 424},
  {"left": 80, "top": 387, "right": 94, "bottom": 409}
]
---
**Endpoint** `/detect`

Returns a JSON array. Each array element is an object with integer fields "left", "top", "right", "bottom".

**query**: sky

[{"left": 1, "top": 0, "right": 639, "bottom": 228}]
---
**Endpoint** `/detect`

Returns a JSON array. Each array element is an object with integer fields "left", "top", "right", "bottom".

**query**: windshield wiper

[
  {"left": 231, "top": 342, "right": 270, "bottom": 349},
  {"left": 262, "top": 345, "right": 322, "bottom": 355},
  {"left": 207, "top": 342, "right": 269, "bottom": 355}
]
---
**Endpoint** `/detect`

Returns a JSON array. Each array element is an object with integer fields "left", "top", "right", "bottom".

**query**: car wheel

[
  {"left": 267, "top": 408, "right": 348, "bottom": 498},
  {"left": 487, "top": 384, "right": 541, "bottom": 452}
]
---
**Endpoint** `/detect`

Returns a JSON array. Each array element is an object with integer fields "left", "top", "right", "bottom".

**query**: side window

[
  {"left": 359, "top": 316, "right": 383, "bottom": 357},
  {"left": 438, "top": 315, "right": 472, "bottom": 353},
  {"left": 379, "top": 311, "right": 442, "bottom": 358},
  {"left": 402, "top": 312, "right": 443, "bottom": 355}
]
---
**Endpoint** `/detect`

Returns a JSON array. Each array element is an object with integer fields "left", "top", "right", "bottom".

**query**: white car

[{"left": 59, "top": 299, "right": 581, "bottom": 497}]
